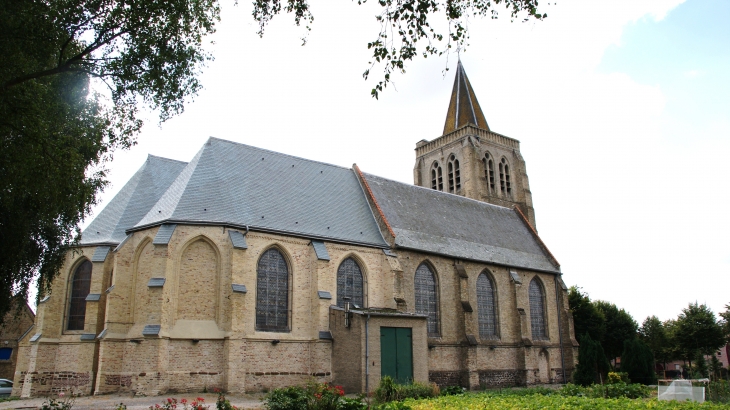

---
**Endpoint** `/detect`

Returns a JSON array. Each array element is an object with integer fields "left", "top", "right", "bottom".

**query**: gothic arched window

[
  {"left": 483, "top": 153, "right": 495, "bottom": 192},
  {"left": 529, "top": 278, "right": 548, "bottom": 340},
  {"left": 256, "top": 248, "right": 290, "bottom": 332},
  {"left": 67, "top": 260, "right": 92, "bottom": 330},
  {"left": 430, "top": 162, "right": 443, "bottom": 191},
  {"left": 337, "top": 258, "right": 364, "bottom": 308},
  {"left": 499, "top": 158, "right": 512, "bottom": 195},
  {"left": 477, "top": 272, "right": 498, "bottom": 339},
  {"left": 415, "top": 263, "right": 440, "bottom": 337},
  {"left": 447, "top": 155, "right": 461, "bottom": 193}
]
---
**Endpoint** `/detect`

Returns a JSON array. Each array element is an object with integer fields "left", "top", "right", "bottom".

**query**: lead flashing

[
  {"left": 85, "top": 293, "right": 101, "bottom": 302},
  {"left": 232, "top": 284, "right": 247, "bottom": 293},
  {"left": 142, "top": 325, "right": 161, "bottom": 336},
  {"left": 147, "top": 278, "right": 166, "bottom": 288}
]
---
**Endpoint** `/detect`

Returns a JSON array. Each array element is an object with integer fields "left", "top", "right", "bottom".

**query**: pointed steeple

[{"left": 442, "top": 61, "right": 489, "bottom": 135}]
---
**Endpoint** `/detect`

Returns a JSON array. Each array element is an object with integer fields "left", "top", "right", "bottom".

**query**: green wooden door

[{"left": 380, "top": 327, "right": 413, "bottom": 383}]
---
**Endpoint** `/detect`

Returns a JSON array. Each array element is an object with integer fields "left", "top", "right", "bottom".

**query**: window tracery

[
  {"left": 415, "top": 263, "right": 440, "bottom": 337},
  {"left": 256, "top": 248, "right": 290, "bottom": 332},
  {"left": 337, "top": 257, "right": 364, "bottom": 308},
  {"left": 67, "top": 260, "right": 92, "bottom": 331}
]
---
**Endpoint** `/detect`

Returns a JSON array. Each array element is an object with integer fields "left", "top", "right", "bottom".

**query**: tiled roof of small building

[
  {"left": 132, "top": 138, "right": 388, "bottom": 248},
  {"left": 80, "top": 155, "right": 187, "bottom": 245},
  {"left": 361, "top": 173, "right": 560, "bottom": 273}
]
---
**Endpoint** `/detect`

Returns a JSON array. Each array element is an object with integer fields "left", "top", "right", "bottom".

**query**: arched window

[
  {"left": 337, "top": 258, "right": 364, "bottom": 308},
  {"left": 67, "top": 260, "right": 92, "bottom": 330},
  {"left": 256, "top": 248, "right": 290, "bottom": 332},
  {"left": 483, "top": 153, "right": 495, "bottom": 192},
  {"left": 415, "top": 263, "right": 440, "bottom": 337},
  {"left": 430, "top": 162, "right": 443, "bottom": 191},
  {"left": 499, "top": 158, "right": 512, "bottom": 195},
  {"left": 477, "top": 272, "right": 498, "bottom": 339},
  {"left": 529, "top": 278, "right": 548, "bottom": 340},
  {"left": 447, "top": 155, "right": 461, "bottom": 193}
]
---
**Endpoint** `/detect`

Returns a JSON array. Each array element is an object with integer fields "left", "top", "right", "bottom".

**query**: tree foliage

[
  {"left": 639, "top": 315, "right": 673, "bottom": 367},
  {"left": 252, "top": 0, "right": 546, "bottom": 98},
  {"left": 594, "top": 300, "right": 638, "bottom": 365},
  {"left": 568, "top": 286, "right": 606, "bottom": 343},
  {"left": 674, "top": 303, "right": 725, "bottom": 366},
  {"left": 621, "top": 339, "right": 656, "bottom": 385},
  {"left": 0, "top": 0, "right": 219, "bottom": 324},
  {"left": 574, "top": 333, "right": 610, "bottom": 386}
]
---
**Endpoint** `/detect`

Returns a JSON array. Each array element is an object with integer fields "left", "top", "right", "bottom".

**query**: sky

[{"left": 83, "top": 0, "right": 729, "bottom": 324}]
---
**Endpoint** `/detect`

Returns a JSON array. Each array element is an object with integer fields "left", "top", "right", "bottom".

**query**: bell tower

[{"left": 413, "top": 61, "right": 537, "bottom": 228}]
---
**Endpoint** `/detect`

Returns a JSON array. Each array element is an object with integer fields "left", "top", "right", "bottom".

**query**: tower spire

[{"left": 442, "top": 60, "right": 489, "bottom": 135}]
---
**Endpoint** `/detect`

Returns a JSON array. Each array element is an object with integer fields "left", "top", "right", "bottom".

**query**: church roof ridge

[
  {"left": 442, "top": 60, "right": 490, "bottom": 135},
  {"left": 359, "top": 170, "right": 514, "bottom": 213},
  {"left": 206, "top": 136, "right": 354, "bottom": 172},
  {"left": 146, "top": 154, "right": 188, "bottom": 165}
]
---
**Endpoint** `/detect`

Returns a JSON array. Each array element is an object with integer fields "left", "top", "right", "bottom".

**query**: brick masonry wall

[{"left": 16, "top": 224, "right": 574, "bottom": 397}]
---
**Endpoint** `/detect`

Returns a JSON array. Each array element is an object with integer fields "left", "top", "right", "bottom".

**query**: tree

[
  {"left": 573, "top": 333, "right": 610, "bottom": 386},
  {"left": 594, "top": 300, "right": 638, "bottom": 366},
  {"left": 720, "top": 304, "right": 730, "bottom": 341},
  {"left": 1, "top": 0, "right": 546, "bottom": 324},
  {"left": 568, "top": 286, "right": 606, "bottom": 343},
  {"left": 674, "top": 303, "right": 725, "bottom": 369},
  {"left": 621, "top": 339, "right": 656, "bottom": 385},
  {"left": 639, "top": 316, "right": 670, "bottom": 375},
  {"left": 0, "top": 0, "right": 219, "bottom": 324},
  {"left": 252, "top": 0, "right": 546, "bottom": 98}
]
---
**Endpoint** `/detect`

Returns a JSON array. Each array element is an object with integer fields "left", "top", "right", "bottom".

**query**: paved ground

[{"left": 0, "top": 393, "right": 266, "bottom": 410}]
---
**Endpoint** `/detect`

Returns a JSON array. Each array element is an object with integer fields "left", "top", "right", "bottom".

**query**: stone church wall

[{"left": 14, "top": 223, "right": 573, "bottom": 396}]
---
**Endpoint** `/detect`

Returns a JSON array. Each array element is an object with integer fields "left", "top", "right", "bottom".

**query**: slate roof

[
  {"left": 361, "top": 173, "right": 560, "bottom": 273},
  {"left": 80, "top": 155, "right": 187, "bottom": 245},
  {"left": 442, "top": 60, "right": 490, "bottom": 135},
  {"left": 132, "top": 138, "right": 387, "bottom": 248}
]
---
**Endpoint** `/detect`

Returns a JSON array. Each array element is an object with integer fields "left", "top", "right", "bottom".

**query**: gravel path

[{"left": 0, "top": 392, "right": 265, "bottom": 410}]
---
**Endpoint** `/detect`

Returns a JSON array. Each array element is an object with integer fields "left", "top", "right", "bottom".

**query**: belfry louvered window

[
  {"left": 67, "top": 260, "right": 92, "bottom": 331},
  {"left": 529, "top": 278, "right": 548, "bottom": 340},
  {"left": 483, "top": 153, "right": 495, "bottom": 192},
  {"left": 477, "top": 272, "right": 498, "bottom": 339},
  {"left": 499, "top": 158, "right": 512, "bottom": 195},
  {"left": 430, "top": 162, "right": 443, "bottom": 191},
  {"left": 415, "top": 263, "right": 440, "bottom": 337},
  {"left": 256, "top": 248, "right": 289, "bottom": 332},
  {"left": 447, "top": 155, "right": 461, "bottom": 193},
  {"left": 337, "top": 258, "right": 364, "bottom": 308}
]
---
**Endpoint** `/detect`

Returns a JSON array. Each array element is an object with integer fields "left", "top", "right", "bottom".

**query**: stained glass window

[
  {"left": 415, "top": 263, "right": 440, "bottom": 337},
  {"left": 477, "top": 272, "right": 498, "bottom": 339},
  {"left": 529, "top": 278, "right": 548, "bottom": 340},
  {"left": 67, "top": 260, "right": 92, "bottom": 330},
  {"left": 256, "top": 248, "right": 289, "bottom": 332},
  {"left": 337, "top": 258, "right": 364, "bottom": 308}
]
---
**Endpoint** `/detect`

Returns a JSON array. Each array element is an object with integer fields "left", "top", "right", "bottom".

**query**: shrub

[
  {"left": 41, "top": 392, "right": 76, "bottom": 410},
  {"left": 265, "top": 386, "right": 310, "bottom": 410},
  {"left": 707, "top": 380, "right": 730, "bottom": 403},
  {"left": 264, "top": 382, "right": 364, "bottom": 410},
  {"left": 148, "top": 397, "right": 209, "bottom": 410},
  {"left": 373, "top": 376, "right": 436, "bottom": 404},
  {"left": 440, "top": 386, "right": 465, "bottom": 396}
]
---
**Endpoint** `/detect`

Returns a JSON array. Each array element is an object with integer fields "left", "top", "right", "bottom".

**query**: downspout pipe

[
  {"left": 365, "top": 313, "right": 370, "bottom": 395},
  {"left": 555, "top": 276, "right": 567, "bottom": 384}
]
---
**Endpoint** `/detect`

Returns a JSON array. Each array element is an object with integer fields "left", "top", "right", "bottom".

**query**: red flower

[
  {"left": 197, "top": 397, "right": 205, "bottom": 402},
  {"left": 181, "top": 398, "right": 187, "bottom": 404}
]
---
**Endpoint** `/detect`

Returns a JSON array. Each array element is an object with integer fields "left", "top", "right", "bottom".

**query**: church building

[{"left": 13, "top": 62, "right": 577, "bottom": 397}]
